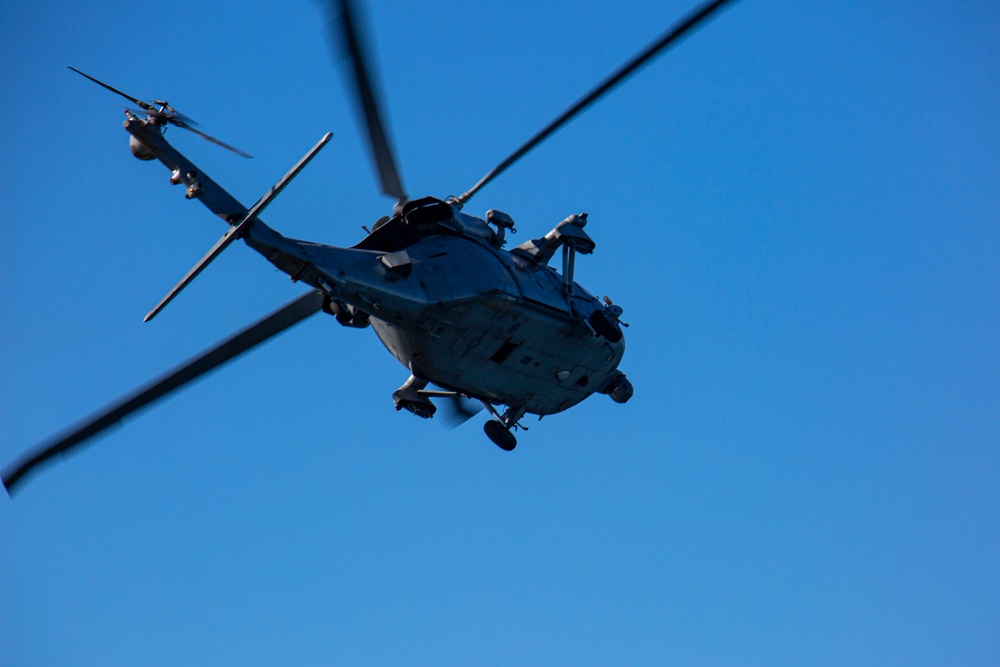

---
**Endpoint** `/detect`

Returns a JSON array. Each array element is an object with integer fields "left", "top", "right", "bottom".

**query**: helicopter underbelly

[
  {"left": 299, "top": 234, "right": 625, "bottom": 415},
  {"left": 370, "top": 296, "right": 624, "bottom": 415}
]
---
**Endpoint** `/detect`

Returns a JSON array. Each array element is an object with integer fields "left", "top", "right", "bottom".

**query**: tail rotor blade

[
  {"left": 164, "top": 105, "right": 201, "bottom": 127},
  {"left": 73, "top": 67, "right": 251, "bottom": 158},
  {"left": 2, "top": 290, "right": 325, "bottom": 495},
  {"left": 173, "top": 119, "right": 254, "bottom": 158},
  {"left": 68, "top": 66, "right": 150, "bottom": 109},
  {"left": 326, "top": 0, "right": 407, "bottom": 202}
]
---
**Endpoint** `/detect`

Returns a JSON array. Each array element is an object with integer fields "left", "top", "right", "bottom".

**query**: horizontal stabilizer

[{"left": 145, "top": 132, "right": 332, "bottom": 322}]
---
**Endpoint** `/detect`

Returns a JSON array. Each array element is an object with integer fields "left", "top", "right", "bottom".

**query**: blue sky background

[{"left": 2, "top": 1, "right": 998, "bottom": 664}]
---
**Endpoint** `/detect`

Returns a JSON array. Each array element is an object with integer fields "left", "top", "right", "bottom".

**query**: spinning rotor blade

[
  {"left": 442, "top": 394, "right": 484, "bottom": 428},
  {"left": 417, "top": 389, "right": 484, "bottom": 427},
  {"left": 173, "top": 119, "right": 254, "bottom": 159},
  {"left": 2, "top": 290, "right": 325, "bottom": 495},
  {"left": 326, "top": 0, "right": 407, "bottom": 201},
  {"left": 456, "top": 0, "right": 739, "bottom": 205},
  {"left": 157, "top": 103, "right": 200, "bottom": 127},
  {"left": 72, "top": 66, "right": 252, "bottom": 158}
]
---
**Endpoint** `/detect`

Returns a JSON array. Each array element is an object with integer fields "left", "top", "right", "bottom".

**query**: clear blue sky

[{"left": 2, "top": 1, "right": 998, "bottom": 664}]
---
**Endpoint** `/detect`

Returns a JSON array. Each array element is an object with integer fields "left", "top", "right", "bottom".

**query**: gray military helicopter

[{"left": 2, "top": 0, "right": 738, "bottom": 494}]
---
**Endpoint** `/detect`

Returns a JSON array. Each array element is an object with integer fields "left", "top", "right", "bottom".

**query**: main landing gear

[
  {"left": 393, "top": 375, "right": 526, "bottom": 452},
  {"left": 481, "top": 404, "right": 526, "bottom": 452}
]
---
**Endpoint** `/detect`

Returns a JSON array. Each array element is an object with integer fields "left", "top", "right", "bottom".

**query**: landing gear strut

[{"left": 482, "top": 404, "right": 526, "bottom": 451}]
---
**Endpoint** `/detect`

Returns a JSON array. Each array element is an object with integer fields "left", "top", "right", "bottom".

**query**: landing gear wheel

[{"left": 484, "top": 420, "right": 517, "bottom": 451}]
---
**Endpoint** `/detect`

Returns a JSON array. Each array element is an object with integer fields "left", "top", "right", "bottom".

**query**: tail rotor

[{"left": 69, "top": 66, "right": 252, "bottom": 158}]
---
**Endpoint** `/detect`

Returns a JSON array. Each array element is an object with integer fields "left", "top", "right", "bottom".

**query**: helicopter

[{"left": 2, "top": 0, "right": 739, "bottom": 494}]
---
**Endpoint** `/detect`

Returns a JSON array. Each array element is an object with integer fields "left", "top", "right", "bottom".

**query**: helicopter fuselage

[{"left": 244, "top": 205, "right": 627, "bottom": 416}]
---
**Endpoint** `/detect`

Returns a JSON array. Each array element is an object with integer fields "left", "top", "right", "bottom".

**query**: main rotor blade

[
  {"left": 326, "top": 0, "right": 407, "bottom": 201},
  {"left": 2, "top": 290, "right": 325, "bottom": 495},
  {"left": 456, "top": 0, "right": 739, "bottom": 205},
  {"left": 68, "top": 66, "right": 149, "bottom": 110}
]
